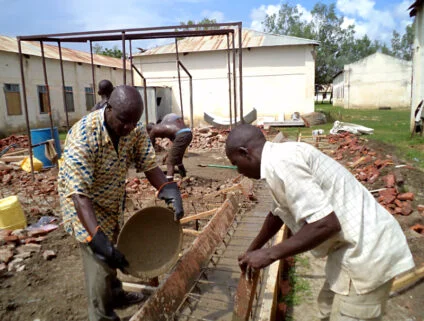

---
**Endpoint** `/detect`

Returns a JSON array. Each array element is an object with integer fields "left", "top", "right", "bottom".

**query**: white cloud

[
  {"left": 341, "top": 17, "right": 356, "bottom": 30},
  {"left": 336, "top": 0, "right": 413, "bottom": 43},
  {"left": 200, "top": 10, "right": 225, "bottom": 22},
  {"left": 249, "top": 4, "right": 280, "bottom": 31},
  {"left": 336, "top": 0, "right": 376, "bottom": 19},
  {"left": 296, "top": 4, "right": 313, "bottom": 23}
]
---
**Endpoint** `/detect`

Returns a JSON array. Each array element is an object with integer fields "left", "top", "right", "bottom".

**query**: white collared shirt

[{"left": 261, "top": 141, "right": 415, "bottom": 294}]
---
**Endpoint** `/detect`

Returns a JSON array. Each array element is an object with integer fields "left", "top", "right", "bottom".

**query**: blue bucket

[{"left": 30, "top": 127, "right": 62, "bottom": 168}]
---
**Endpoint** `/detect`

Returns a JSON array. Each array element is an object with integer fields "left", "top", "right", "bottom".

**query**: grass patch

[
  {"left": 278, "top": 103, "right": 424, "bottom": 168},
  {"left": 59, "top": 131, "right": 68, "bottom": 141},
  {"left": 282, "top": 255, "right": 312, "bottom": 308}
]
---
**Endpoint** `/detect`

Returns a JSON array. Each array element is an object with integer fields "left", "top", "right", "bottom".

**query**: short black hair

[
  {"left": 98, "top": 79, "right": 114, "bottom": 97},
  {"left": 226, "top": 124, "right": 266, "bottom": 155}
]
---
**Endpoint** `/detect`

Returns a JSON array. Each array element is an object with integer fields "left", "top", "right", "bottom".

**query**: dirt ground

[{"left": 1, "top": 133, "right": 423, "bottom": 321}]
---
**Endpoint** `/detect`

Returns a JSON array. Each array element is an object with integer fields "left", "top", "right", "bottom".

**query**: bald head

[
  {"left": 225, "top": 124, "right": 266, "bottom": 179},
  {"left": 226, "top": 124, "right": 266, "bottom": 155},
  {"left": 98, "top": 79, "right": 114, "bottom": 97},
  {"left": 106, "top": 86, "right": 144, "bottom": 137},
  {"left": 109, "top": 85, "right": 143, "bottom": 119}
]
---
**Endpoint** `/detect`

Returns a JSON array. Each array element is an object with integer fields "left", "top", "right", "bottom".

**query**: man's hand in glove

[
  {"left": 157, "top": 182, "right": 184, "bottom": 221},
  {"left": 88, "top": 228, "right": 129, "bottom": 272}
]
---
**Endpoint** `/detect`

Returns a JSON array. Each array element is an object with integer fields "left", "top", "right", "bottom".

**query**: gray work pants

[{"left": 80, "top": 243, "right": 122, "bottom": 321}]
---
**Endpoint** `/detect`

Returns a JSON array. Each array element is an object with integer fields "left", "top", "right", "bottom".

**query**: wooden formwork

[{"left": 130, "top": 196, "right": 239, "bottom": 321}]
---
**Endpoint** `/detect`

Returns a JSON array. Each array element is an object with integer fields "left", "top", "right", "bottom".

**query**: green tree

[
  {"left": 178, "top": 18, "right": 218, "bottom": 30},
  {"left": 264, "top": 3, "right": 314, "bottom": 39},
  {"left": 391, "top": 30, "right": 402, "bottom": 58},
  {"left": 91, "top": 44, "right": 126, "bottom": 59},
  {"left": 400, "top": 23, "right": 414, "bottom": 60}
]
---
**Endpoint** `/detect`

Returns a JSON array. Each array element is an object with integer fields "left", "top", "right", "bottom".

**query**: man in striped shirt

[{"left": 59, "top": 86, "right": 184, "bottom": 321}]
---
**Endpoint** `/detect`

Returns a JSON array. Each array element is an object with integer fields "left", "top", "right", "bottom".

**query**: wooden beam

[
  {"left": 2, "top": 148, "right": 27, "bottom": 156},
  {"left": 180, "top": 208, "right": 218, "bottom": 224},
  {"left": 258, "top": 225, "right": 288, "bottom": 321},
  {"left": 122, "top": 282, "right": 157, "bottom": 294},
  {"left": 182, "top": 229, "right": 201, "bottom": 236},
  {"left": 390, "top": 265, "right": 424, "bottom": 294},
  {"left": 233, "top": 225, "right": 288, "bottom": 321},
  {"left": 0, "top": 155, "right": 27, "bottom": 163}
]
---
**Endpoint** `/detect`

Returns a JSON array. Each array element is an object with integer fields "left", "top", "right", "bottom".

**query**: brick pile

[
  {"left": 154, "top": 127, "right": 229, "bottom": 151},
  {"left": 0, "top": 135, "right": 29, "bottom": 150},
  {"left": 328, "top": 132, "right": 419, "bottom": 216},
  {"left": 0, "top": 226, "right": 57, "bottom": 273}
]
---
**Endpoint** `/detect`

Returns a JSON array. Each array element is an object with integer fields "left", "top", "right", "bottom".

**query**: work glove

[
  {"left": 88, "top": 229, "right": 129, "bottom": 272},
  {"left": 157, "top": 182, "right": 184, "bottom": 221}
]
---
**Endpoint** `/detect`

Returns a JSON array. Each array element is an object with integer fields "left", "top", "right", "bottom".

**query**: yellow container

[
  {"left": 0, "top": 196, "right": 27, "bottom": 230},
  {"left": 20, "top": 156, "right": 43, "bottom": 173}
]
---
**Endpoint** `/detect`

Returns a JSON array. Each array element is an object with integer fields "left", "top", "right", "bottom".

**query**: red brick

[
  {"left": 4, "top": 235, "right": 18, "bottom": 243},
  {"left": 382, "top": 174, "right": 396, "bottom": 188},
  {"left": 394, "top": 207, "right": 403, "bottom": 215},
  {"left": 394, "top": 199, "right": 403, "bottom": 207},
  {"left": 410, "top": 224, "right": 424, "bottom": 235},
  {"left": 0, "top": 229, "right": 12, "bottom": 241},
  {"left": 397, "top": 192, "right": 414, "bottom": 201},
  {"left": 401, "top": 201, "right": 413, "bottom": 216},
  {"left": 418, "top": 204, "right": 424, "bottom": 213}
]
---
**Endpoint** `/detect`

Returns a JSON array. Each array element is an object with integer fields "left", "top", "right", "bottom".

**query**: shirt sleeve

[
  {"left": 133, "top": 123, "right": 158, "bottom": 172},
  {"left": 62, "top": 129, "right": 95, "bottom": 199},
  {"left": 273, "top": 155, "right": 334, "bottom": 225}
]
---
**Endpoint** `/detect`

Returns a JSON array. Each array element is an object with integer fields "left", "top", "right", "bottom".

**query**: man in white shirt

[{"left": 225, "top": 124, "right": 415, "bottom": 321}]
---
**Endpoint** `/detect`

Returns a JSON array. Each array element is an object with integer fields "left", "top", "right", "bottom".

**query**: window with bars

[
  {"left": 3, "top": 84, "right": 22, "bottom": 116},
  {"left": 85, "top": 87, "right": 95, "bottom": 111},
  {"left": 37, "top": 85, "right": 50, "bottom": 113},
  {"left": 64, "top": 86, "right": 75, "bottom": 112}
]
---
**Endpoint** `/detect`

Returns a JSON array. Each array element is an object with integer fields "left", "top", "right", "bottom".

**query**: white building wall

[
  {"left": 133, "top": 45, "right": 316, "bottom": 126},
  {"left": 0, "top": 51, "right": 129, "bottom": 136},
  {"left": 332, "top": 72, "right": 344, "bottom": 107},
  {"left": 411, "top": 5, "right": 424, "bottom": 130},
  {"left": 343, "top": 53, "right": 412, "bottom": 109}
]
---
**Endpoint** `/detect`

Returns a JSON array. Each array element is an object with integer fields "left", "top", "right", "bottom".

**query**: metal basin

[{"left": 117, "top": 206, "right": 182, "bottom": 278}]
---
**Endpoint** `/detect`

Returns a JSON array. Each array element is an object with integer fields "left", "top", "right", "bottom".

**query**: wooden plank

[
  {"left": 122, "top": 282, "right": 157, "bottom": 294},
  {"left": 232, "top": 270, "right": 260, "bottom": 321},
  {"left": 258, "top": 225, "right": 288, "bottom": 321},
  {"left": 233, "top": 225, "right": 289, "bottom": 321},
  {"left": 2, "top": 148, "right": 27, "bottom": 156},
  {"left": 0, "top": 155, "right": 26, "bottom": 162},
  {"left": 182, "top": 229, "right": 201, "bottom": 236},
  {"left": 180, "top": 208, "right": 218, "bottom": 224},
  {"left": 391, "top": 265, "right": 424, "bottom": 294}
]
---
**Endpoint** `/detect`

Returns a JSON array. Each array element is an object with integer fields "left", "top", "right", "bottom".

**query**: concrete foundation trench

[{"left": 123, "top": 180, "right": 287, "bottom": 321}]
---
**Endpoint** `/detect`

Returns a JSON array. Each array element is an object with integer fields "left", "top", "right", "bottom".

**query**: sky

[{"left": 0, "top": 0, "right": 415, "bottom": 52}]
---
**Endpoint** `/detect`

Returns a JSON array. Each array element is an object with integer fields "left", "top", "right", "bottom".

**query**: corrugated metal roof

[
  {"left": 408, "top": 0, "right": 423, "bottom": 16},
  {"left": 0, "top": 35, "right": 128, "bottom": 69},
  {"left": 134, "top": 29, "right": 319, "bottom": 56}
]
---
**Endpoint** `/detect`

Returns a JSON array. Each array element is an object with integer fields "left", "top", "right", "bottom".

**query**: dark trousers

[{"left": 80, "top": 243, "right": 122, "bottom": 321}]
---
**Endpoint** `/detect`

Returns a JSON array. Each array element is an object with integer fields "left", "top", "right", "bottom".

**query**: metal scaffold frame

[{"left": 17, "top": 22, "right": 244, "bottom": 177}]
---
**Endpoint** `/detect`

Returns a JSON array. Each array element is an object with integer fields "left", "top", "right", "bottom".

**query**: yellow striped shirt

[{"left": 58, "top": 109, "right": 156, "bottom": 242}]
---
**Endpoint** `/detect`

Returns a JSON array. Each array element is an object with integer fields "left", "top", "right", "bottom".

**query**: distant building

[
  {"left": 132, "top": 29, "right": 319, "bottom": 126},
  {"left": 332, "top": 52, "right": 412, "bottom": 109},
  {"left": 409, "top": 0, "right": 424, "bottom": 130},
  {"left": 0, "top": 36, "right": 129, "bottom": 136}
]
